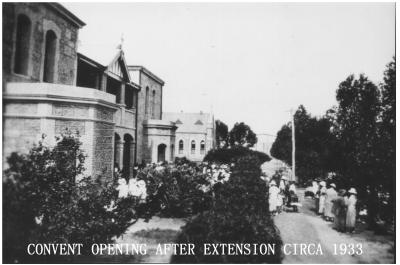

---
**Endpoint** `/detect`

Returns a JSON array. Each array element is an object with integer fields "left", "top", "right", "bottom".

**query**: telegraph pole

[{"left": 291, "top": 109, "right": 296, "bottom": 182}]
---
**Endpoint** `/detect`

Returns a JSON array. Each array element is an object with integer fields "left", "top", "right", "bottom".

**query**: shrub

[
  {"left": 171, "top": 155, "right": 283, "bottom": 263},
  {"left": 204, "top": 145, "right": 271, "bottom": 164},
  {"left": 137, "top": 164, "right": 212, "bottom": 218},
  {"left": 174, "top": 156, "right": 195, "bottom": 167},
  {"left": 3, "top": 134, "right": 147, "bottom": 263}
]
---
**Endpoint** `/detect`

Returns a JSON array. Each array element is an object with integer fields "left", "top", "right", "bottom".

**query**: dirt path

[
  {"left": 274, "top": 190, "right": 394, "bottom": 264},
  {"left": 115, "top": 217, "right": 187, "bottom": 263}
]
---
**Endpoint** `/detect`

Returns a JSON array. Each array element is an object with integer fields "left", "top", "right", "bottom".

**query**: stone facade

[
  {"left": 3, "top": 3, "right": 216, "bottom": 179},
  {"left": 129, "top": 66, "right": 165, "bottom": 164},
  {"left": 143, "top": 120, "right": 177, "bottom": 163},
  {"left": 3, "top": 83, "right": 117, "bottom": 176},
  {"left": 2, "top": 3, "right": 84, "bottom": 86}
]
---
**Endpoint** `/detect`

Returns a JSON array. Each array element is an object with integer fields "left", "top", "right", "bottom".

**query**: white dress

[
  {"left": 269, "top": 186, "right": 280, "bottom": 212},
  {"left": 117, "top": 178, "right": 129, "bottom": 198},
  {"left": 318, "top": 186, "right": 327, "bottom": 214},
  {"left": 346, "top": 195, "right": 357, "bottom": 229},
  {"left": 324, "top": 188, "right": 337, "bottom": 218}
]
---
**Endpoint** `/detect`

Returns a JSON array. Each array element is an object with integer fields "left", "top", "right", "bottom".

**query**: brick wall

[
  {"left": 3, "top": 3, "right": 80, "bottom": 86},
  {"left": 3, "top": 87, "right": 117, "bottom": 179},
  {"left": 135, "top": 70, "right": 163, "bottom": 164}
]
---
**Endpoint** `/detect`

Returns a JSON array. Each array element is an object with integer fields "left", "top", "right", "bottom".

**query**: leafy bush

[
  {"left": 174, "top": 156, "right": 195, "bottom": 167},
  {"left": 171, "top": 155, "right": 283, "bottom": 263},
  {"left": 137, "top": 164, "right": 212, "bottom": 218},
  {"left": 3, "top": 134, "right": 147, "bottom": 263},
  {"left": 204, "top": 146, "right": 271, "bottom": 164}
]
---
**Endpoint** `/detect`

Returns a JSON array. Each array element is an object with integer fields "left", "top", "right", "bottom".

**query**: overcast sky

[{"left": 63, "top": 2, "right": 395, "bottom": 136}]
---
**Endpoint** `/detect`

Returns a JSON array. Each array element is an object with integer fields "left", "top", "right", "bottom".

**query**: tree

[
  {"left": 270, "top": 123, "right": 291, "bottom": 164},
  {"left": 228, "top": 122, "right": 257, "bottom": 148},
  {"left": 171, "top": 155, "right": 282, "bottom": 263},
  {"left": 334, "top": 74, "right": 382, "bottom": 227},
  {"left": 375, "top": 58, "right": 395, "bottom": 222},
  {"left": 270, "top": 105, "right": 335, "bottom": 184},
  {"left": 215, "top": 119, "right": 229, "bottom": 148},
  {"left": 204, "top": 145, "right": 271, "bottom": 164}
]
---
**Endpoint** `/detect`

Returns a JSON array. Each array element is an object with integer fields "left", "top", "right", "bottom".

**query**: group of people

[
  {"left": 115, "top": 174, "right": 147, "bottom": 201},
  {"left": 268, "top": 176, "right": 300, "bottom": 216},
  {"left": 314, "top": 181, "right": 358, "bottom": 233},
  {"left": 114, "top": 160, "right": 233, "bottom": 200}
]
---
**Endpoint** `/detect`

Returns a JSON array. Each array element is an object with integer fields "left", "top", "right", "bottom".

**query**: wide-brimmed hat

[
  {"left": 330, "top": 183, "right": 336, "bottom": 188},
  {"left": 319, "top": 181, "right": 326, "bottom": 187},
  {"left": 338, "top": 189, "right": 347, "bottom": 196},
  {"left": 281, "top": 176, "right": 288, "bottom": 181},
  {"left": 270, "top": 180, "right": 277, "bottom": 186},
  {"left": 348, "top": 188, "right": 357, "bottom": 194}
]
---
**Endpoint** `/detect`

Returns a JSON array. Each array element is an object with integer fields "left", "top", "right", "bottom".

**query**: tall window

[
  {"left": 191, "top": 140, "right": 196, "bottom": 154},
  {"left": 151, "top": 90, "right": 156, "bottom": 119},
  {"left": 43, "top": 30, "right": 57, "bottom": 82},
  {"left": 14, "top": 14, "right": 31, "bottom": 75},
  {"left": 178, "top": 140, "right": 184, "bottom": 154},
  {"left": 145, "top": 87, "right": 149, "bottom": 115},
  {"left": 200, "top": 140, "right": 205, "bottom": 154},
  {"left": 125, "top": 86, "right": 134, "bottom": 109}
]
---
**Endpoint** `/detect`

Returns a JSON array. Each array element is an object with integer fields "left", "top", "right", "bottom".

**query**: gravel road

[{"left": 274, "top": 190, "right": 394, "bottom": 264}]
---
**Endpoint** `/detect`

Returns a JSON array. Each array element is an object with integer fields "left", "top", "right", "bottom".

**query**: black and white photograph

[{"left": 2, "top": 1, "right": 396, "bottom": 264}]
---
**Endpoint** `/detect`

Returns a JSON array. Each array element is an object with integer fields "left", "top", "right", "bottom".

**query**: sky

[{"left": 63, "top": 2, "right": 395, "bottom": 136}]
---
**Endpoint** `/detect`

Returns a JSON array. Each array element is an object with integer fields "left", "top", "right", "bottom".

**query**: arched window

[
  {"left": 43, "top": 30, "right": 57, "bottom": 82},
  {"left": 191, "top": 140, "right": 196, "bottom": 154},
  {"left": 14, "top": 14, "right": 31, "bottom": 75},
  {"left": 200, "top": 140, "right": 205, "bottom": 154},
  {"left": 178, "top": 140, "right": 184, "bottom": 154},
  {"left": 151, "top": 90, "right": 156, "bottom": 119},
  {"left": 145, "top": 87, "right": 149, "bottom": 115}
]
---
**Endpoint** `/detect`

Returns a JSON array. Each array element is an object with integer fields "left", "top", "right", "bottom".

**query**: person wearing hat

[
  {"left": 279, "top": 176, "right": 288, "bottom": 191},
  {"left": 332, "top": 189, "right": 347, "bottom": 232},
  {"left": 269, "top": 180, "right": 280, "bottom": 216},
  {"left": 277, "top": 176, "right": 287, "bottom": 207},
  {"left": 345, "top": 188, "right": 357, "bottom": 233},
  {"left": 318, "top": 181, "right": 327, "bottom": 215},
  {"left": 324, "top": 183, "right": 338, "bottom": 221}
]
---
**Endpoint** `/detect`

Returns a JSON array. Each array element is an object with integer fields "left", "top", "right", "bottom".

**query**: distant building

[
  {"left": 252, "top": 133, "right": 276, "bottom": 156},
  {"left": 163, "top": 112, "right": 215, "bottom": 162}
]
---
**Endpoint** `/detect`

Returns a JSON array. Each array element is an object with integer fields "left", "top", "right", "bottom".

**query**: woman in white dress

[
  {"left": 269, "top": 180, "right": 280, "bottom": 216},
  {"left": 318, "top": 181, "right": 327, "bottom": 215},
  {"left": 346, "top": 188, "right": 357, "bottom": 233},
  {"left": 324, "top": 183, "right": 337, "bottom": 221}
]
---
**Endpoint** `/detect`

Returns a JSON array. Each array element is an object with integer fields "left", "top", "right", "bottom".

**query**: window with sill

[
  {"left": 179, "top": 140, "right": 184, "bottom": 154},
  {"left": 191, "top": 140, "right": 196, "bottom": 154},
  {"left": 200, "top": 140, "right": 205, "bottom": 154}
]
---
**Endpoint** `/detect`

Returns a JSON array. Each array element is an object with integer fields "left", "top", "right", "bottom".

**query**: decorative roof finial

[{"left": 117, "top": 33, "right": 124, "bottom": 50}]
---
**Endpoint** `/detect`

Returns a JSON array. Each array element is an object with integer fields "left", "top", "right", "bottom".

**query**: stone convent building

[{"left": 3, "top": 3, "right": 215, "bottom": 178}]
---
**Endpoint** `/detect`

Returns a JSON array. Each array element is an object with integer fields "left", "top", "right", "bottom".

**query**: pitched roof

[
  {"left": 77, "top": 50, "right": 140, "bottom": 89},
  {"left": 163, "top": 112, "right": 213, "bottom": 133}
]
